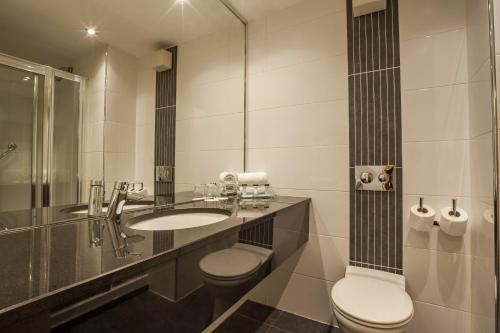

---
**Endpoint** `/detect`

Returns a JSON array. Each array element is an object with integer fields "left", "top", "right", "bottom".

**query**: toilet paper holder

[{"left": 409, "top": 198, "right": 468, "bottom": 237}]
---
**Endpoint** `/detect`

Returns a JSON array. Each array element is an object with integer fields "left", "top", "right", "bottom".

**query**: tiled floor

[{"left": 215, "top": 301, "right": 340, "bottom": 333}]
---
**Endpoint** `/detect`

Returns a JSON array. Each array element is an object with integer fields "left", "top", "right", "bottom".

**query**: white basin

[
  {"left": 127, "top": 209, "right": 231, "bottom": 231},
  {"left": 70, "top": 204, "right": 151, "bottom": 215}
]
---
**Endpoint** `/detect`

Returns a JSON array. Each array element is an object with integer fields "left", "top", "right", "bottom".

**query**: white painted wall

[{"left": 246, "top": 0, "right": 349, "bottom": 325}]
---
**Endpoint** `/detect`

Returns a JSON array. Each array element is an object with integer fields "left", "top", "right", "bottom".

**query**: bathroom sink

[
  {"left": 60, "top": 200, "right": 155, "bottom": 215},
  {"left": 126, "top": 208, "right": 232, "bottom": 231}
]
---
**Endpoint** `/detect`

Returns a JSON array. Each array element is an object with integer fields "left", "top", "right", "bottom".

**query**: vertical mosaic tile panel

[
  {"left": 347, "top": 0, "right": 403, "bottom": 273},
  {"left": 238, "top": 216, "right": 274, "bottom": 250},
  {"left": 155, "top": 46, "right": 177, "bottom": 200}
]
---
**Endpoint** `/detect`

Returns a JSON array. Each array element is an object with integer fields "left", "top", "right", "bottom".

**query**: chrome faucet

[
  {"left": 107, "top": 181, "right": 130, "bottom": 223},
  {"left": 106, "top": 181, "right": 130, "bottom": 258}
]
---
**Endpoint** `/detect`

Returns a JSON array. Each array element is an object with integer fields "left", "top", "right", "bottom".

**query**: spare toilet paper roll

[
  {"left": 439, "top": 207, "right": 468, "bottom": 237},
  {"left": 409, "top": 204, "right": 435, "bottom": 232},
  {"left": 237, "top": 172, "right": 268, "bottom": 185}
]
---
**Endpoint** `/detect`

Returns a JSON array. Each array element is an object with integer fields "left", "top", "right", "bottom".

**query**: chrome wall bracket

[{"left": 355, "top": 165, "right": 395, "bottom": 191}]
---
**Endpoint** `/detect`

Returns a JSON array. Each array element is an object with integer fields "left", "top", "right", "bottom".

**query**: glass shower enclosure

[{"left": 0, "top": 53, "right": 85, "bottom": 212}]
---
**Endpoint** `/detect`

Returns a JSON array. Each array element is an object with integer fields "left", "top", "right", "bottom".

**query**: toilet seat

[
  {"left": 199, "top": 248, "right": 262, "bottom": 281},
  {"left": 331, "top": 266, "right": 413, "bottom": 329}
]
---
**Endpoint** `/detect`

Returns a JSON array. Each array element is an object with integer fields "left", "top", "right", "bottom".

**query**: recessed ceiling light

[{"left": 86, "top": 28, "right": 97, "bottom": 36}]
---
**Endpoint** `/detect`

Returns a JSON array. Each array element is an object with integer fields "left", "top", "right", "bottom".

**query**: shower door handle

[{"left": 0, "top": 143, "right": 17, "bottom": 161}]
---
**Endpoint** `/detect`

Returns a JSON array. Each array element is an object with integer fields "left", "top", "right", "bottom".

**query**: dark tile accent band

[
  {"left": 153, "top": 231, "right": 174, "bottom": 254},
  {"left": 238, "top": 216, "right": 274, "bottom": 249},
  {"left": 154, "top": 46, "right": 177, "bottom": 200},
  {"left": 347, "top": 0, "right": 403, "bottom": 274}
]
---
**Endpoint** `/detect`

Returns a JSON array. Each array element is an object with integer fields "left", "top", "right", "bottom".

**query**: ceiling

[
  {"left": 227, "top": 0, "right": 307, "bottom": 22},
  {"left": 0, "top": 0, "right": 242, "bottom": 64}
]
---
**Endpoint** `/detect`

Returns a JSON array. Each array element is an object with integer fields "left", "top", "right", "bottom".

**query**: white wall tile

[
  {"left": 106, "top": 91, "right": 136, "bottom": 125},
  {"left": 403, "top": 141, "right": 470, "bottom": 197},
  {"left": 402, "top": 84, "right": 469, "bottom": 142},
  {"left": 293, "top": 234, "right": 347, "bottom": 283},
  {"left": 399, "top": 0, "right": 466, "bottom": 41},
  {"left": 247, "top": 146, "right": 349, "bottom": 191},
  {"left": 176, "top": 113, "right": 244, "bottom": 152},
  {"left": 408, "top": 301, "right": 471, "bottom": 333},
  {"left": 470, "top": 255, "right": 496, "bottom": 320},
  {"left": 248, "top": 54, "right": 348, "bottom": 111},
  {"left": 277, "top": 189, "right": 349, "bottom": 238},
  {"left": 105, "top": 121, "right": 136, "bottom": 153},
  {"left": 469, "top": 60, "right": 493, "bottom": 138},
  {"left": 266, "top": 0, "right": 345, "bottom": 33},
  {"left": 401, "top": 29, "right": 468, "bottom": 91},
  {"left": 177, "top": 78, "right": 244, "bottom": 120},
  {"left": 404, "top": 246, "right": 471, "bottom": 311},
  {"left": 265, "top": 11, "right": 347, "bottom": 70},
  {"left": 176, "top": 149, "right": 244, "bottom": 185},
  {"left": 466, "top": 0, "right": 490, "bottom": 79},
  {"left": 248, "top": 100, "right": 348, "bottom": 149}
]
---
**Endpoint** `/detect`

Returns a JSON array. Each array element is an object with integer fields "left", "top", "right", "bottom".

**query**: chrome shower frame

[
  {"left": 486, "top": 0, "right": 500, "bottom": 331},
  {"left": 0, "top": 52, "right": 86, "bottom": 208}
]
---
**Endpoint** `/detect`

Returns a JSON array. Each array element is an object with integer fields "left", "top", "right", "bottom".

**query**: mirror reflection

[{"left": 0, "top": 0, "right": 245, "bottom": 225}]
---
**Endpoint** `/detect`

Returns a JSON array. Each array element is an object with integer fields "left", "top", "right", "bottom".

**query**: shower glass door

[
  {"left": 0, "top": 53, "right": 86, "bottom": 218},
  {"left": 0, "top": 64, "right": 43, "bottom": 213},
  {"left": 51, "top": 75, "right": 81, "bottom": 206}
]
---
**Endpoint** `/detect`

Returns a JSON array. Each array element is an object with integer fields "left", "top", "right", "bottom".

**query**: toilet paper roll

[
  {"left": 409, "top": 204, "right": 435, "bottom": 232},
  {"left": 439, "top": 207, "right": 468, "bottom": 237}
]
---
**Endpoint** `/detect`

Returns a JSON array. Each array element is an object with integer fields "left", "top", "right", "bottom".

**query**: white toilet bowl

[
  {"left": 199, "top": 243, "right": 273, "bottom": 318},
  {"left": 331, "top": 266, "right": 413, "bottom": 333}
]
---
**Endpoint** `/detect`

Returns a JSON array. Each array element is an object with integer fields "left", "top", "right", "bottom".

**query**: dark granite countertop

[{"left": 0, "top": 194, "right": 310, "bottom": 325}]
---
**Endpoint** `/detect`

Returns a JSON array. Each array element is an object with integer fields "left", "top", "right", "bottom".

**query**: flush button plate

[
  {"left": 355, "top": 165, "right": 395, "bottom": 191},
  {"left": 156, "top": 165, "right": 174, "bottom": 183}
]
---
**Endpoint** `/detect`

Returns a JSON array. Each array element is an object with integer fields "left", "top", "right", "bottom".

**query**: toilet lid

[
  {"left": 199, "top": 248, "right": 261, "bottom": 280},
  {"left": 331, "top": 276, "right": 413, "bottom": 326}
]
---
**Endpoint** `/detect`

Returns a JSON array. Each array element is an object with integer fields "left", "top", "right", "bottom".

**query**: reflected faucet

[
  {"left": 0, "top": 142, "right": 17, "bottom": 161},
  {"left": 106, "top": 181, "right": 145, "bottom": 258}
]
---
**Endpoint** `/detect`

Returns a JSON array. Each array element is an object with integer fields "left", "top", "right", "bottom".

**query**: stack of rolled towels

[
  {"left": 219, "top": 172, "right": 268, "bottom": 184},
  {"left": 218, "top": 172, "right": 269, "bottom": 195}
]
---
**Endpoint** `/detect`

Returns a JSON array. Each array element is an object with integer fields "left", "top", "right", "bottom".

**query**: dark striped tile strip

[
  {"left": 347, "top": 0, "right": 402, "bottom": 274},
  {"left": 154, "top": 46, "right": 177, "bottom": 201},
  {"left": 238, "top": 216, "right": 274, "bottom": 249},
  {"left": 153, "top": 231, "right": 174, "bottom": 254}
]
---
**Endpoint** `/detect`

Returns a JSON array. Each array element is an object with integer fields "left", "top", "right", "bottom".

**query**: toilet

[
  {"left": 331, "top": 266, "right": 414, "bottom": 333},
  {"left": 199, "top": 243, "right": 273, "bottom": 318}
]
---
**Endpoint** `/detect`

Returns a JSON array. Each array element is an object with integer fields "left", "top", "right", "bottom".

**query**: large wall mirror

[{"left": 0, "top": 0, "right": 245, "bottom": 223}]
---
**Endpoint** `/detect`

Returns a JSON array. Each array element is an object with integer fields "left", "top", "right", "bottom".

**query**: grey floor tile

[
  {"left": 214, "top": 313, "right": 271, "bottom": 333},
  {"left": 236, "top": 301, "right": 283, "bottom": 325},
  {"left": 274, "top": 311, "right": 339, "bottom": 333}
]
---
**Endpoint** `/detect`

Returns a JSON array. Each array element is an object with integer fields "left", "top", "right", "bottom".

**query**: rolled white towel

[
  {"left": 219, "top": 171, "right": 237, "bottom": 183},
  {"left": 237, "top": 172, "right": 268, "bottom": 185},
  {"left": 219, "top": 171, "right": 229, "bottom": 182}
]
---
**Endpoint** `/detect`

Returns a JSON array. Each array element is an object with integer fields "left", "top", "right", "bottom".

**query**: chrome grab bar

[{"left": 0, "top": 143, "right": 17, "bottom": 161}]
